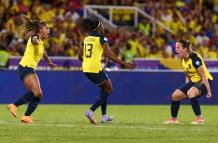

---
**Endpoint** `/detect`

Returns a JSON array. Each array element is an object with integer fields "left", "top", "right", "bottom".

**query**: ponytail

[
  {"left": 79, "top": 18, "right": 93, "bottom": 34},
  {"left": 178, "top": 39, "right": 192, "bottom": 51},
  {"left": 91, "top": 20, "right": 100, "bottom": 31},
  {"left": 79, "top": 18, "right": 101, "bottom": 34},
  {"left": 20, "top": 15, "right": 46, "bottom": 38}
]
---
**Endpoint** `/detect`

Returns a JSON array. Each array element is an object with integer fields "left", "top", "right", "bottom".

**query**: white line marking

[
  {"left": 28, "top": 120, "right": 218, "bottom": 127},
  {"left": 0, "top": 121, "right": 208, "bottom": 131}
]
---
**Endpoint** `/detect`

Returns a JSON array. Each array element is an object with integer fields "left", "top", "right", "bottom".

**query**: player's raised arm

[
  {"left": 102, "top": 43, "right": 135, "bottom": 70},
  {"left": 43, "top": 51, "right": 56, "bottom": 68}
]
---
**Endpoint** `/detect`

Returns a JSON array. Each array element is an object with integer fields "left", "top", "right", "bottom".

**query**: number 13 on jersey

[{"left": 84, "top": 44, "right": 93, "bottom": 58}]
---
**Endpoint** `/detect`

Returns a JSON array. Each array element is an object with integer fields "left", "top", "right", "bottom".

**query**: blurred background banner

[
  {"left": 0, "top": 70, "right": 217, "bottom": 104},
  {"left": 1, "top": 0, "right": 218, "bottom": 61},
  {"left": 7, "top": 56, "right": 218, "bottom": 70}
]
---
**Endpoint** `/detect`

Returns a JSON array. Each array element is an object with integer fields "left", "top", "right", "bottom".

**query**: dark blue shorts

[
  {"left": 84, "top": 70, "right": 109, "bottom": 85},
  {"left": 179, "top": 80, "right": 212, "bottom": 96},
  {"left": 18, "top": 65, "right": 35, "bottom": 81}
]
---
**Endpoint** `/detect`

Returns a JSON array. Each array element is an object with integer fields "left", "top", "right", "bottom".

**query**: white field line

[
  {"left": 19, "top": 120, "right": 218, "bottom": 127},
  {"left": 0, "top": 121, "right": 208, "bottom": 131}
]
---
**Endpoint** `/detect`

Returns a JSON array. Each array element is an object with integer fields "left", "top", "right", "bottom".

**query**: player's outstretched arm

[
  {"left": 43, "top": 51, "right": 56, "bottom": 68},
  {"left": 102, "top": 44, "right": 136, "bottom": 70},
  {"left": 78, "top": 45, "right": 83, "bottom": 62}
]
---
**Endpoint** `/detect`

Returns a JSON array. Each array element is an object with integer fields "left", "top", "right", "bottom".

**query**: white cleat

[
  {"left": 164, "top": 118, "right": 179, "bottom": 124},
  {"left": 191, "top": 117, "right": 205, "bottom": 125},
  {"left": 84, "top": 110, "right": 97, "bottom": 125},
  {"left": 102, "top": 115, "right": 113, "bottom": 123}
]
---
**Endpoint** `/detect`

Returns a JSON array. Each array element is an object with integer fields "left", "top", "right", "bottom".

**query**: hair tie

[{"left": 92, "top": 22, "right": 100, "bottom": 31}]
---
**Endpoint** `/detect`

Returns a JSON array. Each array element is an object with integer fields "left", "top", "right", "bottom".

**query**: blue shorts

[
  {"left": 84, "top": 70, "right": 109, "bottom": 85},
  {"left": 18, "top": 65, "right": 35, "bottom": 81},
  {"left": 179, "top": 80, "right": 212, "bottom": 96}
]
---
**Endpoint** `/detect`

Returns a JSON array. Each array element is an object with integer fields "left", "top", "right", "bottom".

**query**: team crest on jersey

[{"left": 195, "top": 61, "right": 200, "bottom": 66}]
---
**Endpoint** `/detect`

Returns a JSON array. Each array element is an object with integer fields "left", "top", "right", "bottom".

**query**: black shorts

[
  {"left": 18, "top": 65, "right": 35, "bottom": 81},
  {"left": 84, "top": 70, "right": 109, "bottom": 85},
  {"left": 179, "top": 80, "right": 212, "bottom": 96}
]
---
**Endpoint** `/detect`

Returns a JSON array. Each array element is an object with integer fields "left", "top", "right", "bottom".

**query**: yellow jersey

[
  {"left": 181, "top": 52, "right": 213, "bottom": 83},
  {"left": 19, "top": 36, "right": 44, "bottom": 69},
  {"left": 82, "top": 31, "right": 108, "bottom": 73}
]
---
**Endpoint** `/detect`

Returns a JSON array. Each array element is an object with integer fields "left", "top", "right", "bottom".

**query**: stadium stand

[{"left": 0, "top": 0, "right": 218, "bottom": 60}]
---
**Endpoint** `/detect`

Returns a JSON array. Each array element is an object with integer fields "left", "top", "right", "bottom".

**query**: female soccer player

[
  {"left": 164, "top": 40, "right": 213, "bottom": 125},
  {"left": 7, "top": 16, "right": 56, "bottom": 124},
  {"left": 78, "top": 19, "right": 135, "bottom": 124}
]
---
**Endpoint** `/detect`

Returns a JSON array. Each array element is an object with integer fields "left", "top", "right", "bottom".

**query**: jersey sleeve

[
  {"left": 31, "top": 35, "right": 39, "bottom": 45},
  {"left": 192, "top": 55, "right": 203, "bottom": 69},
  {"left": 99, "top": 35, "right": 109, "bottom": 45}
]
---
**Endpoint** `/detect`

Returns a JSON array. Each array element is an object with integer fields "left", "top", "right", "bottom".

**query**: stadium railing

[{"left": 84, "top": 5, "right": 173, "bottom": 33}]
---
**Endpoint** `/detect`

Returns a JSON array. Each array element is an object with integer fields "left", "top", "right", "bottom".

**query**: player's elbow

[
  {"left": 103, "top": 51, "right": 110, "bottom": 59},
  {"left": 199, "top": 72, "right": 207, "bottom": 80},
  {"left": 107, "top": 53, "right": 115, "bottom": 61},
  {"left": 78, "top": 55, "right": 83, "bottom": 62}
]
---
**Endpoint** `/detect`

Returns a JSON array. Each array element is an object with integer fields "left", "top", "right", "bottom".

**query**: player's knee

[
  {"left": 103, "top": 90, "right": 112, "bottom": 95},
  {"left": 103, "top": 87, "right": 113, "bottom": 94},
  {"left": 32, "top": 90, "right": 43, "bottom": 98},
  {"left": 187, "top": 90, "right": 195, "bottom": 99},
  {"left": 108, "top": 88, "right": 113, "bottom": 94},
  {"left": 172, "top": 92, "right": 180, "bottom": 101}
]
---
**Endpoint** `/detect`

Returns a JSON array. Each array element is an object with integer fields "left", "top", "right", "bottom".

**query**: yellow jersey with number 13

[
  {"left": 19, "top": 35, "right": 44, "bottom": 69},
  {"left": 82, "top": 32, "right": 108, "bottom": 73}
]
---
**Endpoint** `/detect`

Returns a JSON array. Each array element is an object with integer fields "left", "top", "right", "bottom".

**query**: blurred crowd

[
  {"left": 0, "top": 0, "right": 84, "bottom": 58},
  {"left": 0, "top": 0, "right": 218, "bottom": 65},
  {"left": 89, "top": 0, "right": 218, "bottom": 61}
]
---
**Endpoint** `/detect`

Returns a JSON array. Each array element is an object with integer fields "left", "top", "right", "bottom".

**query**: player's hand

[
  {"left": 125, "top": 63, "right": 136, "bottom": 70},
  {"left": 206, "top": 91, "right": 212, "bottom": 98},
  {"left": 48, "top": 62, "right": 57, "bottom": 68}
]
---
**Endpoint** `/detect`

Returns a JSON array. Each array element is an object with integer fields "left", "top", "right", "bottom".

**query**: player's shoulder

[
  {"left": 85, "top": 32, "right": 100, "bottom": 40},
  {"left": 89, "top": 31, "right": 100, "bottom": 37},
  {"left": 89, "top": 31, "right": 106, "bottom": 39},
  {"left": 189, "top": 51, "right": 202, "bottom": 60},
  {"left": 30, "top": 34, "right": 40, "bottom": 45},
  {"left": 190, "top": 51, "right": 203, "bottom": 68},
  {"left": 31, "top": 35, "right": 39, "bottom": 40}
]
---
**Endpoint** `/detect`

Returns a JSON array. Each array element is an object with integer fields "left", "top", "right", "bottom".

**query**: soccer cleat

[
  {"left": 102, "top": 115, "right": 113, "bottom": 123},
  {"left": 21, "top": 115, "right": 33, "bottom": 124},
  {"left": 164, "top": 118, "right": 179, "bottom": 124},
  {"left": 191, "top": 117, "right": 205, "bottom": 125},
  {"left": 85, "top": 110, "right": 97, "bottom": 125},
  {"left": 7, "top": 104, "right": 17, "bottom": 118}
]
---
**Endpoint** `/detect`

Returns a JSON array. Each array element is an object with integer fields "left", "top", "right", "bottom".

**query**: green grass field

[{"left": 0, "top": 105, "right": 218, "bottom": 143}]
